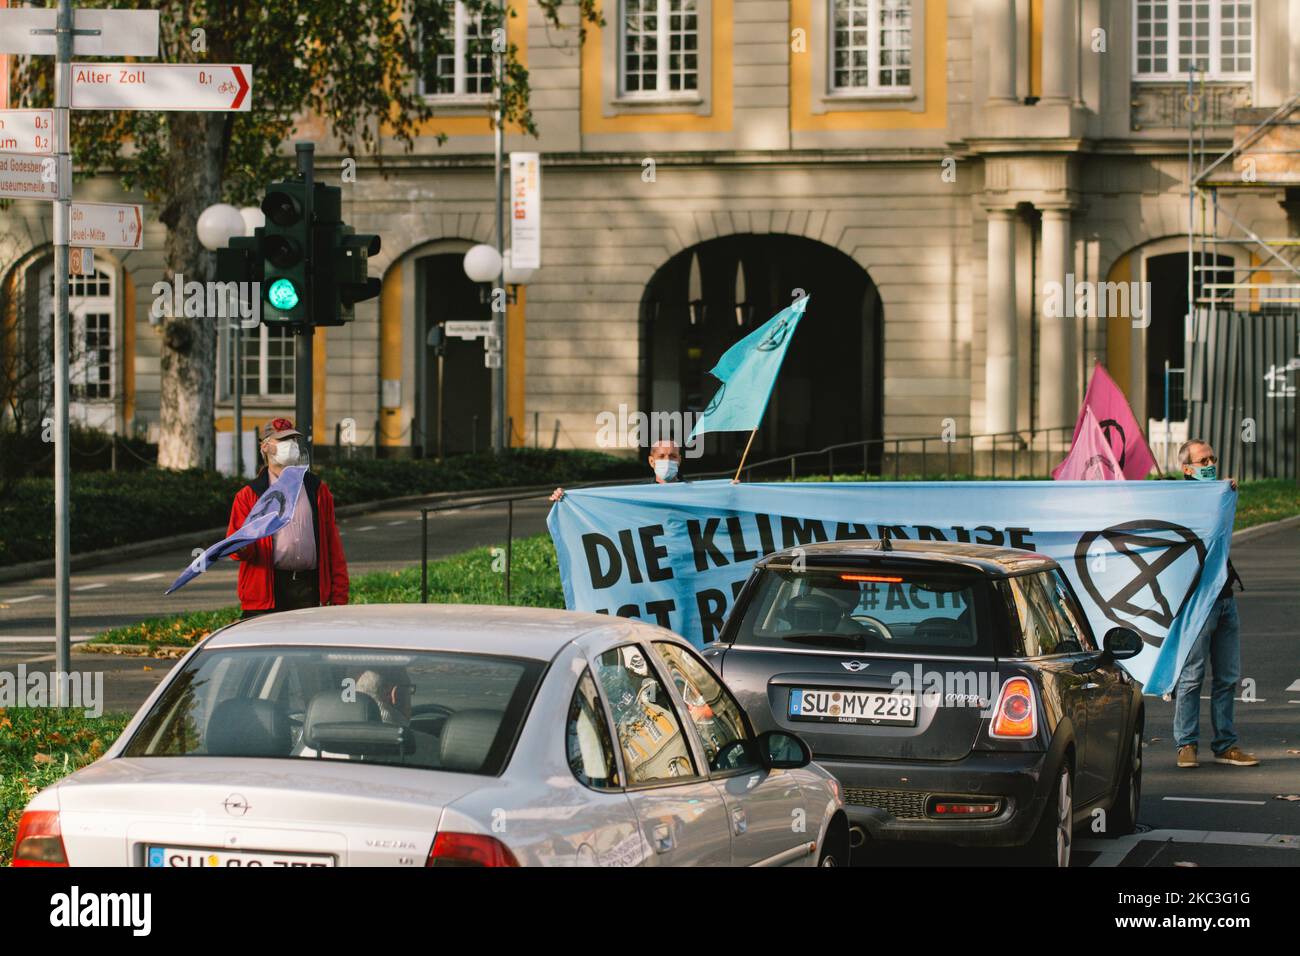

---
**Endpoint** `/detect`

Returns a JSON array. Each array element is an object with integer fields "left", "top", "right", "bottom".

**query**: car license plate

[
  {"left": 145, "top": 846, "right": 335, "bottom": 867},
  {"left": 788, "top": 688, "right": 917, "bottom": 726}
]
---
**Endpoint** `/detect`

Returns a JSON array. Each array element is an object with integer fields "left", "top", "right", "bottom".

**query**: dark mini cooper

[{"left": 701, "top": 540, "right": 1145, "bottom": 867}]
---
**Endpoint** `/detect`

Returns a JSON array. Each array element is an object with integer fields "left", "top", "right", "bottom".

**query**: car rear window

[
  {"left": 728, "top": 566, "right": 995, "bottom": 656},
  {"left": 122, "top": 647, "right": 545, "bottom": 775}
]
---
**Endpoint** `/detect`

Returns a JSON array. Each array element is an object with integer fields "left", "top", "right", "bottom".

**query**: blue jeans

[{"left": 1173, "top": 596, "right": 1240, "bottom": 754}]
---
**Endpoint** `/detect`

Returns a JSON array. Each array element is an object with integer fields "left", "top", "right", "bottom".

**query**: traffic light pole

[
  {"left": 52, "top": 0, "right": 73, "bottom": 702},
  {"left": 295, "top": 143, "right": 315, "bottom": 452}
]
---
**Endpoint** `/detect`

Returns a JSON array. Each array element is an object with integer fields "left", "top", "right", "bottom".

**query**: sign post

[{"left": 52, "top": 0, "right": 74, "bottom": 703}]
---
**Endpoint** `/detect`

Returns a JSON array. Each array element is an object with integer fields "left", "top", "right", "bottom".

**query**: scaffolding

[{"left": 1183, "top": 83, "right": 1300, "bottom": 482}]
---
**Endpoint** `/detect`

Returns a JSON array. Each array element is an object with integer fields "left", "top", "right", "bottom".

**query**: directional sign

[
  {"left": 0, "top": 110, "right": 54, "bottom": 154},
  {"left": 0, "top": 9, "right": 160, "bottom": 56},
  {"left": 71, "top": 64, "right": 252, "bottom": 112},
  {"left": 70, "top": 201, "right": 143, "bottom": 251},
  {"left": 446, "top": 320, "right": 495, "bottom": 340},
  {"left": 0, "top": 151, "right": 56, "bottom": 201}
]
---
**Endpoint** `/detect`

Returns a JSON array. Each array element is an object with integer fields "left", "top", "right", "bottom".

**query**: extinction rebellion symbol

[{"left": 1074, "top": 520, "right": 1206, "bottom": 648}]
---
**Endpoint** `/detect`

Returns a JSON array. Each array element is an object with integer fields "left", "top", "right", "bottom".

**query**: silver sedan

[{"left": 13, "top": 605, "right": 848, "bottom": 867}]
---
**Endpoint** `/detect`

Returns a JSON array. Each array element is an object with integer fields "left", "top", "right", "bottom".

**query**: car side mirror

[
  {"left": 757, "top": 729, "right": 812, "bottom": 770},
  {"left": 1103, "top": 626, "right": 1143, "bottom": 661}
]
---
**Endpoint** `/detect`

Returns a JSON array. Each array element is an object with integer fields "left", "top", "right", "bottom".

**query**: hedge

[{"left": 0, "top": 449, "right": 641, "bottom": 567}]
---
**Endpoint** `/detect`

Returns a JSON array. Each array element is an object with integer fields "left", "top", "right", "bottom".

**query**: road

[
  {"left": 1, "top": 504, "right": 1296, "bottom": 866},
  {"left": 0, "top": 495, "right": 552, "bottom": 711}
]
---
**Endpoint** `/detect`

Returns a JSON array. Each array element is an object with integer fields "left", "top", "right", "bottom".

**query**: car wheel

[
  {"left": 1106, "top": 728, "right": 1142, "bottom": 837},
  {"left": 817, "top": 816, "right": 850, "bottom": 867},
  {"left": 1025, "top": 763, "right": 1073, "bottom": 867}
]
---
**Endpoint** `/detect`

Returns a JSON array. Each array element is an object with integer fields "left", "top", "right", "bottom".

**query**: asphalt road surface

[{"left": 1, "top": 505, "right": 1296, "bottom": 867}]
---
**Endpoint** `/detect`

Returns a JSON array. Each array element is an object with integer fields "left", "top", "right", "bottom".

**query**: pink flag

[
  {"left": 1052, "top": 407, "right": 1124, "bottom": 481},
  {"left": 1063, "top": 362, "right": 1157, "bottom": 479}
]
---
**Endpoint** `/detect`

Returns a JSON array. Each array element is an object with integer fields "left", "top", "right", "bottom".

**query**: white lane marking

[
  {"left": 1200, "top": 695, "right": 1264, "bottom": 702},
  {"left": 1162, "top": 796, "right": 1268, "bottom": 806},
  {"left": 73, "top": 583, "right": 107, "bottom": 591},
  {"left": 129, "top": 572, "right": 164, "bottom": 582},
  {"left": 1287, "top": 679, "right": 1300, "bottom": 692},
  {"left": 356, "top": 526, "right": 377, "bottom": 532},
  {"left": 0, "top": 635, "right": 98, "bottom": 644},
  {"left": 2, "top": 595, "right": 43, "bottom": 604},
  {"left": 386, "top": 520, "right": 406, "bottom": 526}
]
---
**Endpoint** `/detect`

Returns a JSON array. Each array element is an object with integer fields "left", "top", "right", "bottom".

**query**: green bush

[
  {"left": 0, "top": 449, "right": 640, "bottom": 567},
  {"left": 0, "top": 709, "right": 133, "bottom": 865}
]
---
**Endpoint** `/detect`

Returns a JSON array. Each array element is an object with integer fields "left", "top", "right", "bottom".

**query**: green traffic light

[{"left": 267, "top": 278, "right": 300, "bottom": 311}]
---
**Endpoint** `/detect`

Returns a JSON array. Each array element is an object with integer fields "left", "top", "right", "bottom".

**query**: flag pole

[{"left": 733, "top": 428, "right": 758, "bottom": 482}]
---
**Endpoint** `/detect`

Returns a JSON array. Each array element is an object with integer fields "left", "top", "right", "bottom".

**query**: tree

[{"left": 14, "top": 0, "right": 598, "bottom": 469}]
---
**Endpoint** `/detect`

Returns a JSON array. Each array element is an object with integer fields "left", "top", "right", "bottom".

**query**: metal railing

[{"left": 417, "top": 425, "right": 1081, "bottom": 604}]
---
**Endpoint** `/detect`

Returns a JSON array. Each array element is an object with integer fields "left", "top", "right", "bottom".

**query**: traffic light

[
  {"left": 312, "top": 215, "right": 381, "bottom": 327},
  {"left": 214, "top": 177, "right": 381, "bottom": 329},
  {"left": 258, "top": 181, "right": 310, "bottom": 324}
]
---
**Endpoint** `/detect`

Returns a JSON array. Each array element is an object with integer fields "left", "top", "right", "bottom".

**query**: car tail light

[
  {"left": 12, "top": 810, "right": 68, "bottom": 867},
  {"left": 926, "top": 796, "right": 1003, "bottom": 818},
  {"left": 990, "top": 677, "right": 1037, "bottom": 739},
  {"left": 426, "top": 832, "right": 519, "bottom": 867}
]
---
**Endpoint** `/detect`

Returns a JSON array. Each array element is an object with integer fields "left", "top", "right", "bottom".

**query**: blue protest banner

[
  {"left": 165, "top": 465, "right": 308, "bottom": 595},
  {"left": 546, "top": 479, "right": 1237, "bottom": 696}
]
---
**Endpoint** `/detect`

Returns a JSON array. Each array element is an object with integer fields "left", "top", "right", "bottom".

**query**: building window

[
  {"left": 1134, "top": 0, "right": 1253, "bottom": 81},
  {"left": 621, "top": 0, "right": 699, "bottom": 97},
  {"left": 829, "top": 0, "right": 912, "bottom": 94},
  {"left": 421, "top": 0, "right": 496, "bottom": 99},
  {"left": 40, "top": 266, "right": 115, "bottom": 404},
  {"left": 222, "top": 324, "right": 295, "bottom": 399}
]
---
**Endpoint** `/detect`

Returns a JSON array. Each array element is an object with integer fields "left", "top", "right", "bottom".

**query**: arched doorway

[
  {"left": 640, "top": 234, "right": 883, "bottom": 465},
  {"left": 1144, "top": 251, "right": 1233, "bottom": 422},
  {"left": 415, "top": 252, "right": 493, "bottom": 457}
]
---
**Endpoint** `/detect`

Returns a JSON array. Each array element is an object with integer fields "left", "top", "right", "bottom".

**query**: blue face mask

[
  {"left": 653, "top": 459, "right": 679, "bottom": 482},
  {"left": 1188, "top": 464, "right": 1217, "bottom": 481}
]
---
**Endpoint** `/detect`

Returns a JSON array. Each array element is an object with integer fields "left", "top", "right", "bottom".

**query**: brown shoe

[
  {"left": 1177, "top": 744, "right": 1199, "bottom": 768},
  {"left": 1213, "top": 746, "right": 1259, "bottom": 767}
]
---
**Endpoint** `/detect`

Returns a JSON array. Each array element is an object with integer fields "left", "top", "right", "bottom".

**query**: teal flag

[{"left": 690, "top": 295, "right": 809, "bottom": 439}]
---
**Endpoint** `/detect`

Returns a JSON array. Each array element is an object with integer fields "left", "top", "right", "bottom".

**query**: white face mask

[
  {"left": 653, "top": 458, "right": 679, "bottom": 482},
  {"left": 271, "top": 439, "right": 300, "bottom": 466}
]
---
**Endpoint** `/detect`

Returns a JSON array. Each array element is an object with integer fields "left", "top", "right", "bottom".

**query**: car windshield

[
  {"left": 729, "top": 566, "right": 992, "bottom": 656},
  {"left": 122, "top": 646, "right": 546, "bottom": 775}
]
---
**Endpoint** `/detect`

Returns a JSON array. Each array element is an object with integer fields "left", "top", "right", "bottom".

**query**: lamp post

[
  {"left": 463, "top": 243, "right": 532, "bottom": 451},
  {"left": 198, "top": 202, "right": 254, "bottom": 477}
]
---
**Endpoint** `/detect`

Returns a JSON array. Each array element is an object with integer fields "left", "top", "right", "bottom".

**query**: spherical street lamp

[
  {"left": 238, "top": 206, "right": 265, "bottom": 236},
  {"left": 462, "top": 243, "right": 503, "bottom": 284},
  {"left": 502, "top": 250, "right": 535, "bottom": 288},
  {"left": 196, "top": 203, "right": 247, "bottom": 251}
]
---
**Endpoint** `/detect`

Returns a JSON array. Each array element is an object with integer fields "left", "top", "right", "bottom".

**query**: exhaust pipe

[{"left": 849, "top": 826, "right": 867, "bottom": 849}]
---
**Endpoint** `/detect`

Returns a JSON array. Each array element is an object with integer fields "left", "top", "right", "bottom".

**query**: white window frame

[
  {"left": 618, "top": 0, "right": 701, "bottom": 101},
  {"left": 827, "top": 0, "right": 914, "bottom": 97},
  {"left": 221, "top": 322, "right": 295, "bottom": 400},
  {"left": 420, "top": 0, "right": 495, "bottom": 102},
  {"left": 39, "top": 264, "right": 116, "bottom": 405},
  {"left": 1132, "top": 0, "right": 1254, "bottom": 82}
]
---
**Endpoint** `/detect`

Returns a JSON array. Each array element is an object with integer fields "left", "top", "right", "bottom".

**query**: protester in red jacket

[{"left": 227, "top": 418, "right": 349, "bottom": 616}]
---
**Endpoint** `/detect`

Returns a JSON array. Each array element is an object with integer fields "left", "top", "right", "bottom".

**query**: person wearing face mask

[
  {"left": 550, "top": 438, "right": 683, "bottom": 502},
  {"left": 1172, "top": 439, "right": 1257, "bottom": 770},
  {"left": 226, "top": 418, "right": 350, "bottom": 617}
]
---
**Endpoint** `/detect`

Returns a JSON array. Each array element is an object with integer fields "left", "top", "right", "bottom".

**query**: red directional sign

[
  {"left": 70, "top": 201, "right": 144, "bottom": 250},
  {"left": 71, "top": 64, "right": 252, "bottom": 112}
]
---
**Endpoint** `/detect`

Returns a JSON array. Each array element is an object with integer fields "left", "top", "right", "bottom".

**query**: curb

[
  {"left": 1229, "top": 512, "right": 1300, "bottom": 543},
  {"left": 0, "top": 482, "right": 559, "bottom": 586},
  {"left": 75, "top": 642, "right": 191, "bottom": 659}
]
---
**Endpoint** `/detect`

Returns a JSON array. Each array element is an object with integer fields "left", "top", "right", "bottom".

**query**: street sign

[
  {"left": 0, "top": 109, "right": 54, "bottom": 153},
  {"left": 446, "top": 320, "right": 494, "bottom": 339},
  {"left": 70, "top": 201, "right": 143, "bottom": 250},
  {"left": 0, "top": 151, "right": 56, "bottom": 201},
  {"left": 0, "top": 9, "right": 160, "bottom": 56},
  {"left": 510, "top": 152, "right": 541, "bottom": 270},
  {"left": 69, "top": 247, "right": 94, "bottom": 276},
  {"left": 71, "top": 64, "right": 252, "bottom": 112}
]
